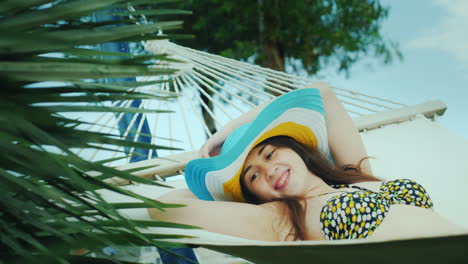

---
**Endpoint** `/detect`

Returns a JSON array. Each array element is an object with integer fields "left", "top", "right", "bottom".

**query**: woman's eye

[
  {"left": 250, "top": 172, "right": 258, "bottom": 182},
  {"left": 266, "top": 150, "right": 275, "bottom": 160}
]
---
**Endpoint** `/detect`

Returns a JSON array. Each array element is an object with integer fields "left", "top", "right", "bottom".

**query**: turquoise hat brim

[{"left": 185, "top": 88, "right": 328, "bottom": 201}]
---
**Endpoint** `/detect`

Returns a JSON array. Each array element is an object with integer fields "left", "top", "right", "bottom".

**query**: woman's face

[{"left": 241, "top": 144, "right": 318, "bottom": 201}]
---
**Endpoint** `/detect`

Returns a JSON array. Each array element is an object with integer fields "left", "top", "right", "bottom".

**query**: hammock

[
  {"left": 78, "top": 40, "right": 468, "bottom": 263},
  {"left": 97, "top": 179, "right": 468, "bottom": 264},
  {"left": 77, "top": 40, "right": 446, "bottom": 182}
]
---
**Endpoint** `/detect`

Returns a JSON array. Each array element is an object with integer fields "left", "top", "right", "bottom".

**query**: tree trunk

[
  {"left": 262, "top": 40, "right": 286, "bottom": 96},
  {"left": 262, "top": 40, "right": 285, "bottom": 72},
  {"left": 259, "top": 0, "right": 286, "bottom": 96}
]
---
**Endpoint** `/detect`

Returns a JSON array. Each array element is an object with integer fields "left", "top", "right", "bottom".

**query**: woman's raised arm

[
  {"left": 305, "top": 82, "right": 372, "bottom": 175},
  {"left": 199, "top": 101, "right": 270, "bottom": 158},
  {"left": 147, "top": 189, "right": 287, "bottom": 241}
]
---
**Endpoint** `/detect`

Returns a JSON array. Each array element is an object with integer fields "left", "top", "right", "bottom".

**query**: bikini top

[{"left": 319, "top": 179, "right": 433, "bottom": 240}]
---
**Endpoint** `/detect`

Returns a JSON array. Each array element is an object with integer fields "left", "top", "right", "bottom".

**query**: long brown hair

[{"left": 239, "top": 136, "right": 380, "bottom": 240}]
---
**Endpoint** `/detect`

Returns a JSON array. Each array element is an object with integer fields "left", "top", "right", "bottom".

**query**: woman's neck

[{"left": 303, "top": 177, "right": 337, "bottom": 198}]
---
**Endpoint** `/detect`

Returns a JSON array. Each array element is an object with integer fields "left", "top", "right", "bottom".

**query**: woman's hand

[
  {"left": 302, "top": 81, "right": 333, "bottom": 93},
  {"left": 199, "top": 127, "right": 232, "bottom": 158},
  {"left": 198, "top": 101, "right": 270, "bottom": 158}
]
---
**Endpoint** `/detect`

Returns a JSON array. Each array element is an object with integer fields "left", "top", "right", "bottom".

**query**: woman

[{"left": 148, "top": 82, "right": 465, "bottom": 241}]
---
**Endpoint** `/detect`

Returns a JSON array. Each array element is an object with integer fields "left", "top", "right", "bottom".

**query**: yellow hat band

[{"left": 222, "top": 121, "right": 318, "bottom": 202}]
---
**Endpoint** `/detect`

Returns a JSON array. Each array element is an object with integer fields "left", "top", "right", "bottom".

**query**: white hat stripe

[{"left": 205, "top": 108, "right": 329, "bottom": 200}]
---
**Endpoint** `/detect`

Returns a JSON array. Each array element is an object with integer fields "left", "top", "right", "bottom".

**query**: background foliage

[
  {"left": 177, "top": 0, "right": 402, "bottom": 75},
  {"left": 0, "top": 1, "right": 195, "bottom": 263}
]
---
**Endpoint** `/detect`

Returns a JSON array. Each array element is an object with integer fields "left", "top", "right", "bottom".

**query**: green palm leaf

[
  {"left": 0, "top": 0, "right": 124, "bottom": 30},
  {"left": 0, "top": 0, "right": 195, "bottom": 263},
  {"left": 0, "top": 61, "right": 177, "bottom": 81}
]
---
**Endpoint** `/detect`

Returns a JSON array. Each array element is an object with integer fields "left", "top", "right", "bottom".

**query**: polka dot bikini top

[{"left": 319, "top": 179, "right": 433, "bottom": 240}]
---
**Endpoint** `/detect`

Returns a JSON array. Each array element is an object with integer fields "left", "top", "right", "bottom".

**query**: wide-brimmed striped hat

[{"left": 185, "top": 88, "right": 330, "bottom": 202}]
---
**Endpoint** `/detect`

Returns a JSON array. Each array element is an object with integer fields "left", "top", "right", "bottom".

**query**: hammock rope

[{"left": 73, "top": 39, "right": 410, "bottom": 167}]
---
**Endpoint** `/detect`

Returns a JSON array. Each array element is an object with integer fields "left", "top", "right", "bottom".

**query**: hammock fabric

[{"left": 98, "top": 179, "right": 468, "bottom": 264}]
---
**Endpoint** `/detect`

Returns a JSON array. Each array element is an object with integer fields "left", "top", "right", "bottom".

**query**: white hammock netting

[{"left": 72, "top": 40, "right": 425, "bottom": 172}]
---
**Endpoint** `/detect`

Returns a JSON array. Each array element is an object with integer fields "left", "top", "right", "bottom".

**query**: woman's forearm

[
  {"left": 147, "top": 189, "right": 198, "bottom": 223},
  {"left": 315, "top": 84, "right": 372, "bottom": 174},
  {"left": 199, "top": 100, "right": 270, "bottom": 157},
  {"left": 156, "top": 188, "right": 198, "bottom": 201}
]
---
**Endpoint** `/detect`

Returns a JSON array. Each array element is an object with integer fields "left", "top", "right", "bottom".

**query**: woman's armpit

[{"left": 260, "top": 201, "right": 295, "bottom": 241}]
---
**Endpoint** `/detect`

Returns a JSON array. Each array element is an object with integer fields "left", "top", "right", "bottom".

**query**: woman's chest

[
  {"left": 303, "top": 179, "right": 434, "bottom": 240},
  {"left": 303, "top": 203, "right": 327, "bottom": 240},
  {"left": 302, "top": 192, "right": 355, "bottom": 240},
  {"left": 304, "top": 189, "right": 383, "bottom": 240}
]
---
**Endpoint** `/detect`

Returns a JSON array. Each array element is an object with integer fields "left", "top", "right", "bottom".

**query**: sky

[{"left": 318, "top": 0, "right": 468, "bottom": 141}]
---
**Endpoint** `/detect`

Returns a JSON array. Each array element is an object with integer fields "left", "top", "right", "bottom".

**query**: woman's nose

[{"left": 265, "top": 166, "right": 277, "bottom": 181}]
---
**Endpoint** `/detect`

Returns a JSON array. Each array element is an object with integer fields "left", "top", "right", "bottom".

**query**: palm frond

[{"left": 0, "top": 0, "right": 194, "bottom": 263}]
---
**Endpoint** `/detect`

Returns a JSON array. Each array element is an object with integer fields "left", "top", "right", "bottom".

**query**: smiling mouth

[{"left": 274, "top": 169, "right": 290, "bottom": 191}]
